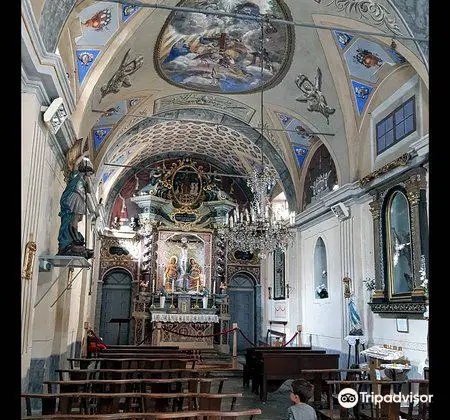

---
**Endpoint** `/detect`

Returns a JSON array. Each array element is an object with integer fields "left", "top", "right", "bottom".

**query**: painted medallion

[{"left": 155, "top": 0, "right": 293, "bottom": 93}]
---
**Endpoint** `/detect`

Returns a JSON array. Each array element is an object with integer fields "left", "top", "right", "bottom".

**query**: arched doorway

[
  {"left": 228, "top": 273, "right": 255, "bottom": 353},
  {"left": 99, "top": 269, "right": 132, "bottom": 345}
]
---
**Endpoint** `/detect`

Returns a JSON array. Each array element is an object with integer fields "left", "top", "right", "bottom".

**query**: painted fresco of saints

[
  {"left": 164, "top": 255, "right": 179, "bottom": 292},
  {"left": 187, "top": 258, "right": 202, "bottom": 291}
]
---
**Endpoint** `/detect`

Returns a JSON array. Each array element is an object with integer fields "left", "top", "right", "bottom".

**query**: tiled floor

[{"left": 220, "top": 376, "right": 294, "bottom": 420}]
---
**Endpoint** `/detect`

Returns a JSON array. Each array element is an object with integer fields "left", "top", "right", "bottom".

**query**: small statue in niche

[
  {"left": 295, "top": 67, "right": 335, "bottom": 124},
  {"left": 57, "top": 138, "right": 94, "bottom": 259},
  {"left": 219, "top": 281, "right": 227, "bottom": 294}
]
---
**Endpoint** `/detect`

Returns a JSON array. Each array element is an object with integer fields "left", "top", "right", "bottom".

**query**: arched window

[
  {"left": 385, "top": 190, "right": 414, "bottom": 297},
  {"left": 314, "top": 237, "right": 328, "bottom": 299}
]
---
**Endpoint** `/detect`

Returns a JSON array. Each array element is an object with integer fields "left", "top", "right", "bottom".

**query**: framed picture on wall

[
  {"left": 273, "top": 249, "right": 285, "bottom": 300},
  {"left": 396, "top": 318, "right": 409, "bottom": 333}
]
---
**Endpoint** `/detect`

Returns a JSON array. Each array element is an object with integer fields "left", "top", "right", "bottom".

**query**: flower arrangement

[
  {"left": 201, "top": 287, "right": 210, "bottom": 297},
  {"left": 316, "top": 284, "right": 328, "bottom": 299}
]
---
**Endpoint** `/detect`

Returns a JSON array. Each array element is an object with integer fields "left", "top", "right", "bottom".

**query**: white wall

[{"left": 21, "top": 89, "right": 95, "bottom": 394}]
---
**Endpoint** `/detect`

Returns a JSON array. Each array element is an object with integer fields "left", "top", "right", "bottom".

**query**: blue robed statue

[{"left": 57, "top": 138, "right": 94, "bottom": 259}]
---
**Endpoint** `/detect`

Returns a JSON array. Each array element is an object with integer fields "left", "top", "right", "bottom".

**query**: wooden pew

[
  {"left": 23, "top": 408, "right": 262, "bottom": 419},
  {"left": 256, "top": 352, "right": 340, "bottom": 401},
  {"left": 22, "top": 392, "right": 243, "bottom": 415},
  {"left": 319, "top": 379, "right": 430, "bottom": 420},
  {"left": 66, "top": 358, "right": 196, "bottom": 370},
  {"left": 44, "top": 377, "right": 228, "bottom": 395},
  {"left": 300, "top": 368, "right": 369, "bottom": 409},
  {"left": 55, "top": 368, "right": 236, "bottom": 381},
  {"left": 243, "top": 346, "right": 313, "bottom": 388}
]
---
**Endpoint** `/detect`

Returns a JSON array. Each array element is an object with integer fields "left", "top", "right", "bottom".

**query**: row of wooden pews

[{"left": 22, "top": 345, "right": 262, "bottom": 419}]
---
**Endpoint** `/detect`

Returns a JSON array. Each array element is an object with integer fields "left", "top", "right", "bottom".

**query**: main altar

[{"left": 129, "top": 158, "right": 234, "bottom": 349}]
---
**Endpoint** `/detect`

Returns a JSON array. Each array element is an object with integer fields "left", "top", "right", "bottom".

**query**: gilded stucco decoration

[{"left": 325, "top": 0, "right": 403, "bottom": 35}]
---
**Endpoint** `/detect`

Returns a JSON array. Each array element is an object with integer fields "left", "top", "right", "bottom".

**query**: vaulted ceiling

[{"left": 31, "top": 0, "right": 429, "bottom": 213}]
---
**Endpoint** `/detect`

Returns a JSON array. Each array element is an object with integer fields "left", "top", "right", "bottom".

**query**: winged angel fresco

[
  {"left": 295, "top": 67, "right": 335, "bottom": 124},
  {"left": 99, "top": 48, "right": 144, "bottom": 102}
]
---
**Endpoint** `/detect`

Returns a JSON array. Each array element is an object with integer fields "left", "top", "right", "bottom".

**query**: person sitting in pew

[{"left": 287, "top": 379, "right": 317, "bottom": 420}]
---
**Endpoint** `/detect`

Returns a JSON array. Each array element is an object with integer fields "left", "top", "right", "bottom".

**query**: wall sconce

[
  {"left": 41, "top": 97, "right": 68, "bottom": 135},
  {"left": 268, "top": 286, "right": 272, "bottom": 300},
  {"left": 343, "top": 276, "right": 352, "bottom": 298}
]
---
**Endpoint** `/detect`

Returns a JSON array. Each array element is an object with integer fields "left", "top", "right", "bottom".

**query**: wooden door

[
  {"left": 100, "top": 269, "right": 132, "bottom": 345},
  {"left": 228, "top": 274, "right": 255, "bottom": 352}
]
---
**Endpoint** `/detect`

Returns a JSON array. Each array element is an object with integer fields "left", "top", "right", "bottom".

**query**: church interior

[{"left": 21, "top": 0, "right": 430, "bottom": 418}]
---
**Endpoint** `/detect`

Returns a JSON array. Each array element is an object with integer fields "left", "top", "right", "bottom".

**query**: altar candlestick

[
  {"left": 213, "top": 279, "right": 216, "bottom": 295},
  {"left": 172, "top": 278, "right": 174, "bottom": 293},
  {"left": 225, "top": 213, "right": 229, "bottom": 226}
]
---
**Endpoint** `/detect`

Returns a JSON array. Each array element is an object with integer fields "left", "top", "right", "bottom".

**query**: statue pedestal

[{"left": 344, "top": 334, "right": 368, "bottom": 368}]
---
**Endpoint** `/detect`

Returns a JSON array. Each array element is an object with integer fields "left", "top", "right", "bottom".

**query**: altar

[
  {"left": 128, "top": 158, "right": 232, "bottom": 349},
  {"left": 150, "top": 311, "right": 219, "bottom": 349}
]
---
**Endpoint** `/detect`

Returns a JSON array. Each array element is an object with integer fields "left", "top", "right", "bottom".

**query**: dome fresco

[{"left": 154, "top": 0, "right": 294, "bottom": 94}]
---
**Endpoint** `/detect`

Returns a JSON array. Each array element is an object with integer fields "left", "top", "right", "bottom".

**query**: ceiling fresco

[
  {"left": 154, "top": 0, "right": 294, "bottom": 93},
  {"left": 122, "top": 3, "right": 140, "bottom": 23},
  {"left": 72, "top": 1, "right": 141, "bottom": 88},
  {"left": 92, "top": 97, "right": 144, "bottom": 152},
  {"left": 76, "top": 49, "right": 101, "bottom": 84},
  {"left": 276, "top": 112, "right": 314, "bottom": 168},
  {"left": 75, "top": 2, "right": 120, "bottom": 46},
  {"left": 332, "top": 30, "right": 408, "bottom": 118}
]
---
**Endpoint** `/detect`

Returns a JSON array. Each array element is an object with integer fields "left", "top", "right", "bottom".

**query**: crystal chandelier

[{"left": 219, "top": 22, "right": 295, "bottom": 258}]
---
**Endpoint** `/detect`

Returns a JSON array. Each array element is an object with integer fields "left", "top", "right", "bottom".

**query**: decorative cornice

[
  {"left": 359, "top": 153, "right": 412, "bottom": 188},
  {"left": 295, "top": 181, "right": 369, "bottom": 229},
  {"left": 368, "top": 301, "right": 427, "bottom": 314},
  {"left": 153, "top": 94, "right": 255, "bottom": 123},
  {"left": 22, "top": 0, "right": 75, "bottom": 111},
  {"left": 21, "top": 67, "right": 66, "bottom": 169}
]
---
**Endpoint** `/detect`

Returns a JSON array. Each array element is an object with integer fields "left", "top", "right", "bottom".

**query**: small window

[
  {"left": 314, "top": 238, "right": 328, "bottom": 299},
  {"left": 376, "top": 96, "right": 416, "bottom": 155}
]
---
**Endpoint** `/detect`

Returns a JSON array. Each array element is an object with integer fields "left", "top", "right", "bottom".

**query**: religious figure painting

[
  {"left": 155, "top": 0, "right": 293, "bottom": 93},
  {"left": 172, "top": 166, "right": 203, "bottom": 207},
  {"left": 158, "top": 232, "right": 211, "bottom": 294}
]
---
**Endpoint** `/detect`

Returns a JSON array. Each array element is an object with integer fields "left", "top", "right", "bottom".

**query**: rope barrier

[
  {"left": 238, "top": 329, "right": 256, "bottom": 347},
  {"left": 282, "top": 331, "right": 298, "bottom": 347},
  {"left": 160, "top": 326, "right": 238, "bottom": 338}
]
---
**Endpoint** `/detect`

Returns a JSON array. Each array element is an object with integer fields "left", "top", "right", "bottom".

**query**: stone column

[{"left": 369, "top": 197, "right": 384, "bottom": 301}]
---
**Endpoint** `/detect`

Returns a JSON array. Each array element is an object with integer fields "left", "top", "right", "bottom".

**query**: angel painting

[
  {"left": 295, "top": 68, "right": 336, "bottom": 124},
  {"left": 100, "top": 49, "right": 144, "bottom": 102}
]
